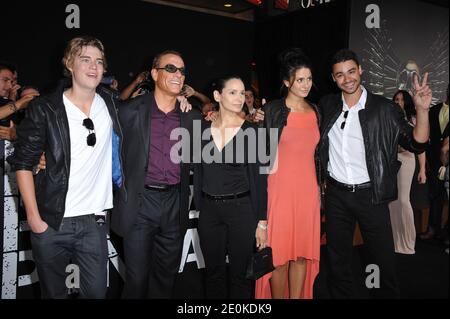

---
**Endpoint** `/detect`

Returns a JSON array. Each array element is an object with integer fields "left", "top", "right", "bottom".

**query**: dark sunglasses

[
  {"left": 340, "top": 110, "right": 349, "bottom": 130},
  {"left": 156, "top": 64, "right": 186, "bottom": 76},
  {"left": 82, "top": 118, "right": 96, "bottom": 147}
]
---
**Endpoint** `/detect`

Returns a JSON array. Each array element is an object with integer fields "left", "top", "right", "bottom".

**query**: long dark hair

[{"left": 393, "top": 90, "right": 415, "bottom": 121}]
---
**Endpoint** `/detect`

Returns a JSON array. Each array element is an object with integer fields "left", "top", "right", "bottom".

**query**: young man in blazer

[
  {"left": 319, "top": 49, "right": 432, "bottom": 298},
  {"left": 9, "top": 36, "right": 123, "bottom": 298}
]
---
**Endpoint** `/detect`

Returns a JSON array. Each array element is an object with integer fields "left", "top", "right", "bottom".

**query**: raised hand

[
  {"left": 0, "top": 121, "right": 17, "bottom": 141},
  {"left": 16, "top": 92, "right": 40, "bottom": 110},
  {"left": 253, "top": 109, "right": 265, "bottom": 123},
  {"left": 183, "top": 85, "right": 195, "bottom": 98},
  {"left": 9, "top": 84, "right": 21, "bottom": 101},
  {"left": 413, "top": 73, "right": 432, "bottom": 111},
  {"left": 177, "top": 95, "right": 192, "bottom": 113},
  {"left": 134, "top": 71, "right": 148, "bottom": 85}
]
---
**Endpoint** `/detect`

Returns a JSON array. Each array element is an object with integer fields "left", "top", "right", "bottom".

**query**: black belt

[
  {"left": 203, "top": 190, "right": 250, "bottom": 201},
  {"left": 327, "top": 177, "right": 371, "bottom": 192},
  {"left": 144, "top": 183, "right": 179, "bottom": 192}
]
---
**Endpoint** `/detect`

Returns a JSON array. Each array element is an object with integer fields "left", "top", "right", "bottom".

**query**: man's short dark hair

[
  {"left": 152, "top": 50, "right": 183, "bottom": 69},
  {"left": 331, "top": 49, "right": 360, "bottom": 68}
]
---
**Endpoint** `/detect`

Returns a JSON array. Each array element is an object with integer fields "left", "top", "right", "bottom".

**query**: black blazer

[
  {"left": 111, "top": 92, "right": 202, "bottom": 237},
  {"left": 194, "top": 120, "right": 268, "bottom": 221},
  {"left": 262, "top": 98, "right": 322, "bottom": 185},
  {"left": 8, "top": 80, "right": 123, "bottom": 231}
]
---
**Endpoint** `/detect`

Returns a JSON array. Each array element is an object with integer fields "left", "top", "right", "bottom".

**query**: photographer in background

[
  {"left": 120, "top": 71, "right": 153, "bottom": 100},
  {"left": 9, "top": 69, "right": 20, "bottom": 102},
  {"left": 0, "top": 64, "right": 39, "bottom": 140},
  {"left": 0, "top": 63, "right": 15, "bottom": 106}
]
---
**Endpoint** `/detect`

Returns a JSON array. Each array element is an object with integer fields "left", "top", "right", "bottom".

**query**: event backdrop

[{"left": 349, "top": 0, "right": 449, "bottom": 102}]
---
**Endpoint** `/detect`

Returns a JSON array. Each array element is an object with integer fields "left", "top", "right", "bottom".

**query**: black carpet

[{"left": 314, "top": 239, "right": 449, "bottom": 299}]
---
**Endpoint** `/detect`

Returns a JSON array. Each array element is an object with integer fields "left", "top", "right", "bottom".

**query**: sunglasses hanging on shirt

[
  {"left": 340, "top": 110, "right": 349, "bottom": 130},
  {"left": 82, "top": 118, "right": 96, "bottom": 147}
]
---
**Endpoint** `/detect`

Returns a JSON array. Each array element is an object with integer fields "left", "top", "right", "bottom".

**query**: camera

[{"left": 135, "top": 72, "right": 153, "bottom": 94}]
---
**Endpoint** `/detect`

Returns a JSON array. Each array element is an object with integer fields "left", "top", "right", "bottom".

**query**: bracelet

[
  {"left": 8, "top": 102, "right": 17, "bottom": 113},
  {"left": 257, "top": 223, "right": 268, "bottom": 230}
]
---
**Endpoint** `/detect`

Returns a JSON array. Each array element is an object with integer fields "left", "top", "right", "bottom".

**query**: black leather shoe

[{"left": 419, "top": 230, "right": 435, "bottom": 240}]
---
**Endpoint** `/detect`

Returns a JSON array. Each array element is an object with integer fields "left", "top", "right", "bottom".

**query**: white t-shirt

[{"left": 63, "top": 93, "right": 113, "bottom": 218}]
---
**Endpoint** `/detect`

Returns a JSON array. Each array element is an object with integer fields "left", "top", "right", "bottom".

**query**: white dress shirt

[{"left": 327, "top": 86, "right": 371, "bottom": 184}]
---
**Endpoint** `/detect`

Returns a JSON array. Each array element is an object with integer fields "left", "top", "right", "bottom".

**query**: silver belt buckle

[{"left": 351, "top": 185, "right": 356, "bottom": 193}]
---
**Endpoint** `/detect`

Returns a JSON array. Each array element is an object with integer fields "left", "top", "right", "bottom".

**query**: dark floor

[{"left": 314, "top": 238, "right": 449, "bottom": 299}]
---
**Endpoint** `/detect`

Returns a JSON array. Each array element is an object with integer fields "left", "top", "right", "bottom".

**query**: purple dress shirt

[{"left": 144, "top": 95, "right": 181, "bottom": 185}]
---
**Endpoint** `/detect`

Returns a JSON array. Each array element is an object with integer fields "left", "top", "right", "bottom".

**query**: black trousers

[
  {"left": 123, "top": 187, "right": 182, "bottom": 298},
  {"left": 427, "top": 169, "right": 447, "bottom": 233},
  {"left": 325, "top": 183, "right": 400, "bottom": 299},
  {"left": 198, "top": 195, "right": 257, "bottom": 299},
  {"left": 30, "top": 214, "right": 108, "bottom": 299}
]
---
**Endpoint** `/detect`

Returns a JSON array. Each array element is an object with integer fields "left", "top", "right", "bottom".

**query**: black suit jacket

[
  {"left": 427, "top": 102, "right": 448, "bottom": 170},
  {"left": 194, "top": 120, "right": 268, "bottom": 221},
  {"left": 111, "top": 92, "right": 202, "bottom": 237}
]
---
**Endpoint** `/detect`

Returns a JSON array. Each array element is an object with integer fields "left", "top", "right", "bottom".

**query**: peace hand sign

[{"left": 413, "top": 72, "right": 432, "bottom": 111}]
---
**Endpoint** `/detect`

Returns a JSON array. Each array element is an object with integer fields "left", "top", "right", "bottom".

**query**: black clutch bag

[{"left": 245, "top": 247, "right": 275, "bottom": 280}]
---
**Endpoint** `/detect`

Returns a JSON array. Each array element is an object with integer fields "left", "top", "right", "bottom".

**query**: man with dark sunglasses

[
  {"left": 111, "top": 50, "right": 201, "bottom": 298},
  {"left": 8, "top": 36, "right": 123, "bottom": 299},
  {"left": 318, "top": 49, "right": 432, "bottom": 298},
  {"left": 155, "top": 63, "right": 186, "bottom": 76}
]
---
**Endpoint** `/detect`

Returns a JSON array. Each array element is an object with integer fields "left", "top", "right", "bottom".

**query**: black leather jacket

[
  {"left": 8, "top": 81, "right": 123, "bottom": 230},
  {"left": 263, "top": 98, "right": 322, "bottom": 186},
  {"left": 318, "top": 91, "right": 428, "bottom": 204}
]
